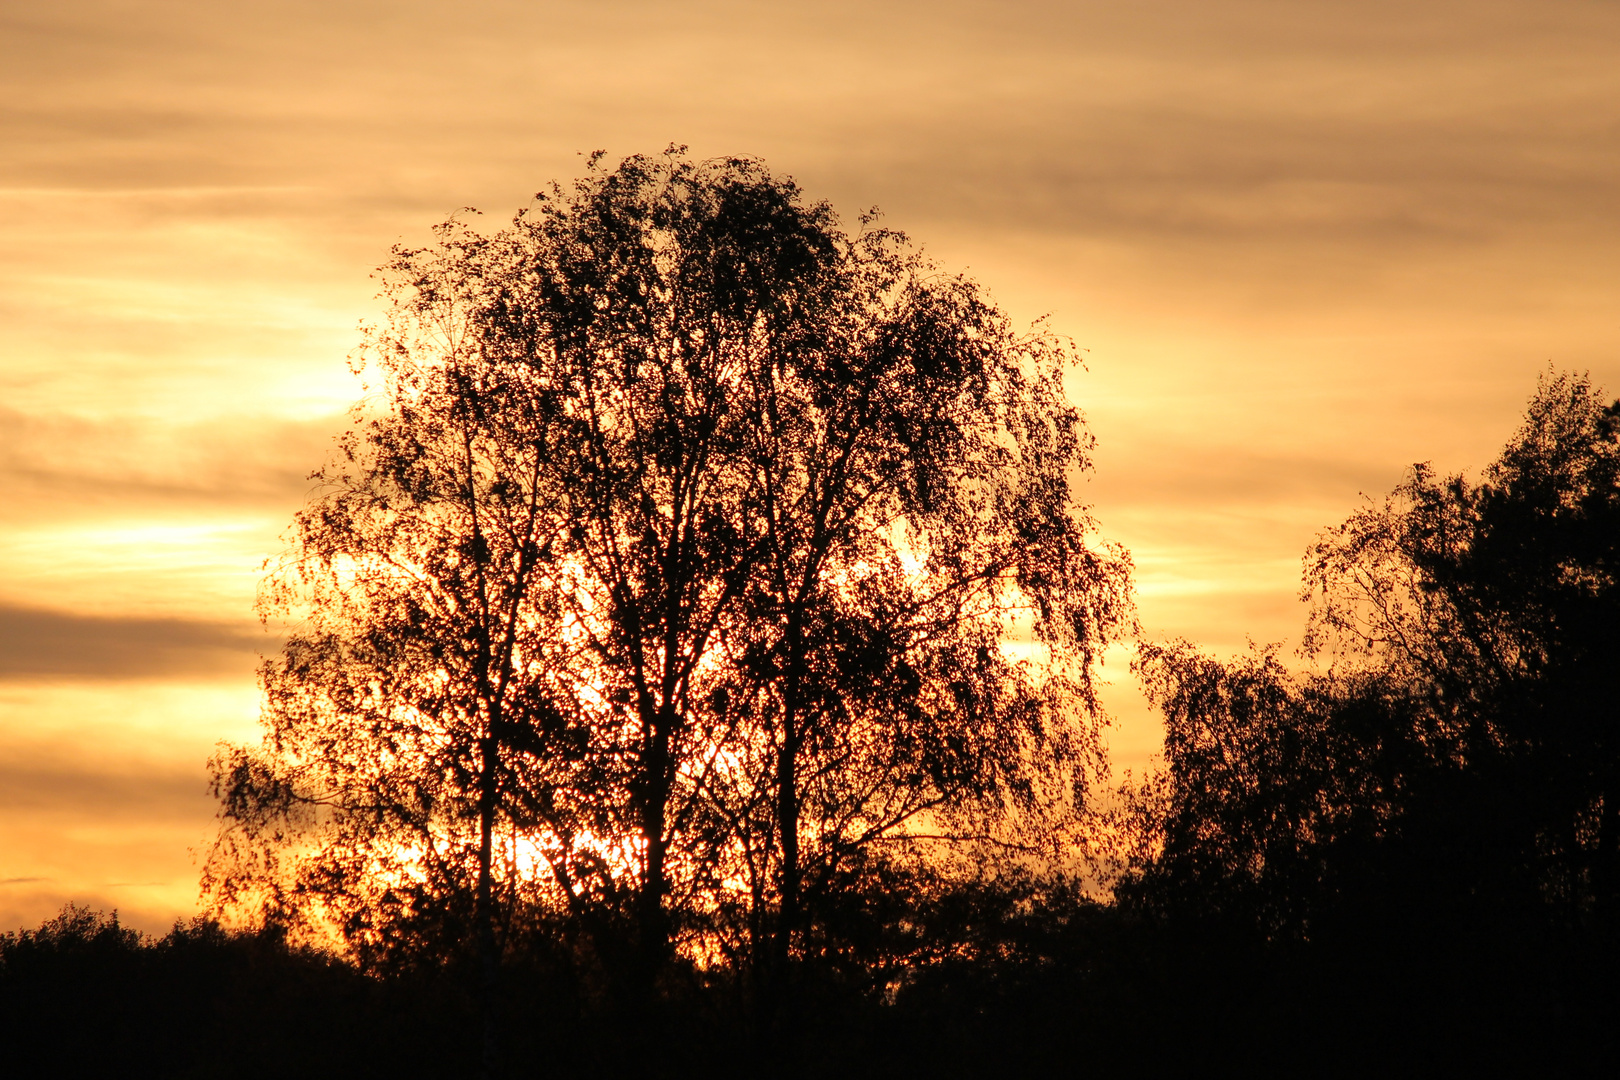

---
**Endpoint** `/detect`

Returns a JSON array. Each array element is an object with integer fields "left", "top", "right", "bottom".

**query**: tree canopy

[{"left": 204, "top": 149, "right": 1133, "bottom": 1034}]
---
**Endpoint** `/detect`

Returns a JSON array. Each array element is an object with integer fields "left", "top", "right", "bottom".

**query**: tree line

[{"left": 6, "top": 150, "right": 1616, "bottom": 1076}]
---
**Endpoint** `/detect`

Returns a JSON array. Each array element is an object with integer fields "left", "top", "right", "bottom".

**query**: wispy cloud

[
  {"left": 0, "top": 603, "right": 266, "bottom": 680},
  {"left": 0, "top": 408, "right": 338, "bottom": 513}
]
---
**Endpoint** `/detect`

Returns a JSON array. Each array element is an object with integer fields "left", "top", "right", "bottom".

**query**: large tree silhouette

[{"left": 206, "top": 149, "right": 1131, "bottom": 1053}]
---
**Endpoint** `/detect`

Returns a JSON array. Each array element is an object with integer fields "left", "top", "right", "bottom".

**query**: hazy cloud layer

[
  {"left": 0, "top": 759, "right": 208, "bottom": 819},
  {"left": 6, "top": 1, "right": 1619, "bottom": 251},
  {"left": 0, "top": 756, "right": 217, "bottom": 935},
  {"left": 0, "top": 409, "right": 340, "bottom": 513},
  {"left": 0, "top": 604, "right": 266, "bottom": 680},
  {"left": 0, "top": 680, "right": 260, "bottom": 932}
]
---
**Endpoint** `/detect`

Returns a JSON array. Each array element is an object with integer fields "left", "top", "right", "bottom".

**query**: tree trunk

[
  {"left": 476, "top": 732, "right": 501, "bottom": 1080},
  {"left": 637, "top": 710, "right": 674, "bottom": 1011},
  {"left": 770, "top": 629, "right": 805, "bottom": 1073},
  {"left": 771, "top": 716, "right": 801, "bottom": 1068}
]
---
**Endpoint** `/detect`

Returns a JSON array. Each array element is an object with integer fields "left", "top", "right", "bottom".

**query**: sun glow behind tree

[{"left": 202, "top": 153, "right": 1133, "bottom": 1058}]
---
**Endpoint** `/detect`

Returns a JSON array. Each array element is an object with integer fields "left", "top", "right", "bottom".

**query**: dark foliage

[
  {"left": 1125, "top": 372, "right": 1620, "bottom": 939},
  {"left": 1114, "top": 370, "right": 1620, "bottom": 1069},
  {"left": 203, "top": 146, "right": 1131, "bottom": 1055},
  {"left": 1303, "top": 369, "right": 1620, "bottom": 929},
  {"left": 15, "top": 884, "right": 1613, "bottom": 1079},
  {"left": 0, "top": 905, "right": 469, "bottom": 1078},
  {"left": 34, "top": 160, "right": 1618, "bottom": 1073}
]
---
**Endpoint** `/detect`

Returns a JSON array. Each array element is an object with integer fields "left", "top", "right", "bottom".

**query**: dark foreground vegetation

[
  {"left": 6, "top": 152, "right": 1617, "bottom": 1075},
  {"left": 5, "top": 876, "right": 1616, "bottom": 1077}
]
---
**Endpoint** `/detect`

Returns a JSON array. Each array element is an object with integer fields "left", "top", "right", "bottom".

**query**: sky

[{"left": 3, "top": 0, "right": 1619, "bottom": 933}]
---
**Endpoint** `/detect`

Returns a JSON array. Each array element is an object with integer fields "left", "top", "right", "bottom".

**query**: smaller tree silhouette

[
  {"left": 1304, "top": 369, "right": 1620, "bottom": 923},
  {"left": 1126, "top": 370, "right": 1620, "bottom": 943}
]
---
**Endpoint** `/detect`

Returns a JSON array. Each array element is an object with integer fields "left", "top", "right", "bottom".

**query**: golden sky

[{"left": 4, "top": 0, "right": 1619, "bottom": 932}]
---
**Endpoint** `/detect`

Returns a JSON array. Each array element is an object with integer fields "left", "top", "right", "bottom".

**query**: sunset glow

[{"left": 4, "top": 0, "right": 1619, "bottom": 934}]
